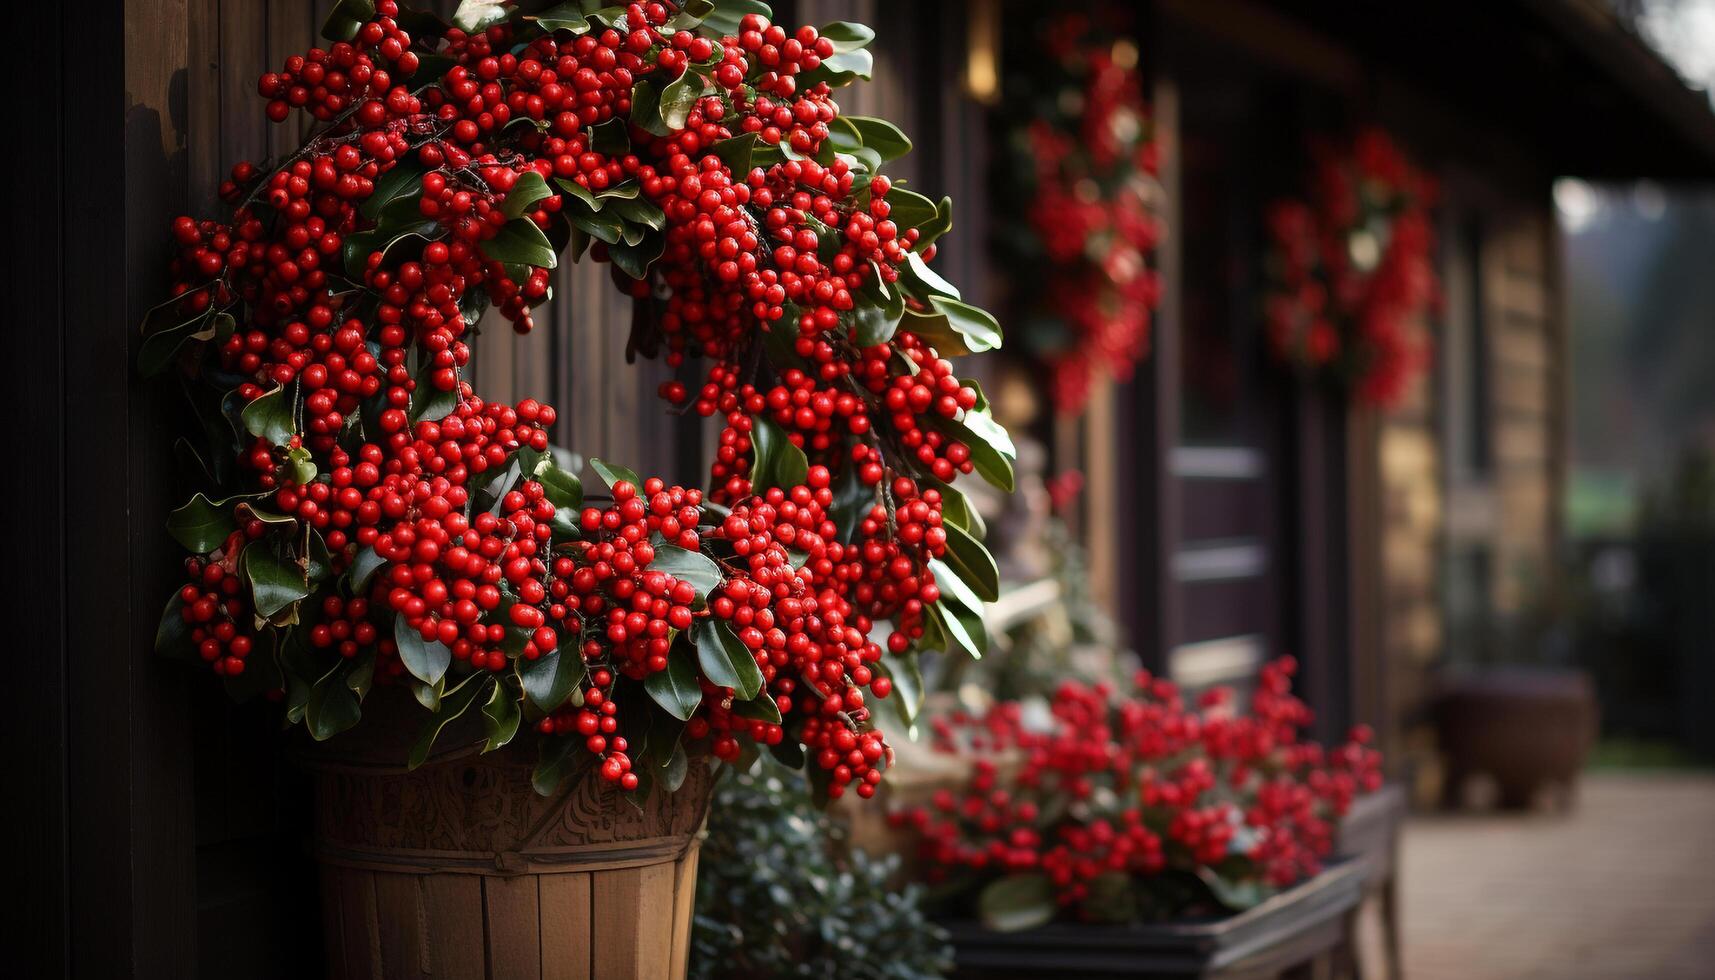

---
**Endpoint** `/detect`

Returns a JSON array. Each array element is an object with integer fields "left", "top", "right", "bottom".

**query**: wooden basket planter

[
  {"left": 940, "top": 862, "right": 1365, "bottom": 979},
  {"left": 1434, "top": 666, "right": 1598, "bottom": 809},
  {"left": 304, "top": 700, "right": 714, "bottom": 980}
]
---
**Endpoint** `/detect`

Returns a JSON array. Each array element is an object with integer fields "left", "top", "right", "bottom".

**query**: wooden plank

[
  {"left": 590, "top": 865, "right": 675, "bottom": 977},
  {"left": 320, "top": 869, "right": 347, "bottom": 978},
  {"left": 336, "top": 867, "right": 382, "bottom": 980},
  {"left": 667, "top": 847, "right": 701, "bottom": 979},
  {"left": 219, "top": 0, "right": 270, "bottom": 179},
  {"left": 484, "top": 875, "right": 545, "bottom": 980},
  {"left": 422, "top": 874, "right": 488, "bottom": 979},
  {"left": 372, "top": 872, "right": 431, "bottom": 979},
  {"left": 539, "top": 873, "right": 594, "bottom": 980}
]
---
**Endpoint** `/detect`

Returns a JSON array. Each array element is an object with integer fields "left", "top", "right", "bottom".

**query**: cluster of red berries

[
  {"left": 177, "top": 554, "right": 257, "bottom": 677},
  {"left": 896, "top": 658, "right": 1382, "bottom": 918},
  {"left": 153, "top": 0, "right": 1004, "bottom": 797},
  {"left": 1264, "top": 128, "right": 1440, "bottom": 408}
]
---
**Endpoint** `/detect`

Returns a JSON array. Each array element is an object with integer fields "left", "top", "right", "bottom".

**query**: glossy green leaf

[
  {"left": 479, "top": 218, "right": 558, "bottom": 269},
  {"left": 167, "top": 492, "right": 251, "bottom": 553},
  {"left": 320, "top": 0, "right": 375, "bottom": 42},
  {"left": 242, "top": 385, "right": 297, "bottom": 447},
  {"left": 589, "top": 457, "right": 642, "bottom": 492},
  {"left": 138, "top": 307, "right": 225, "bottom": 376},
  {"left": 748, "top": 416, "right": 808, "bottom": 491},
  {"left": 692, "top": 618, "right": 763, "bottom": 700},
  {"left": 712, "top": 133, "right": 759, "bottom": 172},
  {"left": 730, "top": 690, "right": 781, "bottom": 724},
  {"left": 884, "top": 186, "right": 938, "bottom": 233},
  {"left": 481, "top": 680, "right": 523, "bottom": 753},
  {"left": 644, "top": 645, "right": 703, "bottom": 721},
  {"left": 452, "top": 0, "right": 510, "bottom": 32},
  {"left": 502, "top": 171, "right": 554, "bottom": 220},
  {"left": 819, "top": 20, "right": 873, "bottom": 53},
  {"left": 394, "top": 614, "right": 452, "bottom": 687},
  {"left": 408, "top": 675, "right": 488, "bottom": 768},
  {"left": 244, "top": 545, "right": 310, "bottom": 619},
  {"left": 361, "top": 162, "right": 424, "bottom": 220},
  {"left": 589, "top": 117, "right": 629, "bottom": 155},
  {"left": 701, "top": 0, "right": 771, "bottom": 36},
  {"left": 532, "top": 734, "right": 580, "bottom": 795},
  {"left": 846, "top": 115, "right": 911, "bottom": 160},
  {"left": 851, "top": 302, "right": 898, "bottom": 347},
  {"left": 937, "top": 522, "right": 1001, "bottom": 602},
  {"left": 155, "top": 592, "right": 192, "bottom": 658},
  {"left": 307, "top": 659, "right": 364, "bottom": 741},
  {"left": 979, "top": 874, "right": 1057, "bottom": 932},
  {"left": 518, "top": 647, "right": 586, "bottom": 714},
  {"left": 661, "top": 741, "right": 689, "bottom": 792},
  {"left": 900, "top": 249, "right": 961, "bottom": 300},
  {"left": 570, "top": 206, "right": 625, "bottom": 244},
  {"left": 608, "top": 231, "right": 664, "bottom": 279},
  {"left": 877, "top": 648, "right": 924, "bottom": 728},
  {"left": 537, "top": 461, "right": 583, "bottom": 511},
  {"left": 651, "top": 544, "right": 723, "bottom": 598},
  {"left": 630, "top": 78, "right": 670, "bottom": 137},
  {"left": 658, "top": 72, "right": 702, "bottom": 132}
]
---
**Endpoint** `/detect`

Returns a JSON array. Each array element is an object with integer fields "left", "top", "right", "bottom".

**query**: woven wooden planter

[
  {"left": 305, "top": 697, "right": 715, "bottom": 980},
  {"left": 941, "top": 862, "right": 1364, "bottom": 979}
]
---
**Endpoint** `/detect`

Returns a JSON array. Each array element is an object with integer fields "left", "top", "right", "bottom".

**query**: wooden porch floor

[{"left": 1390, "top": 771, "right": 1715, "bottom": 979}]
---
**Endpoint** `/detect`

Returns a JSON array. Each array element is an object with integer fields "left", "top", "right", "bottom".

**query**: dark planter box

[
  {"left": 1434, "top": 667, "right": 1598, "bottom": 808},
  {"left": 941, "top": 862, "right": 1365, "bottom": 979}
]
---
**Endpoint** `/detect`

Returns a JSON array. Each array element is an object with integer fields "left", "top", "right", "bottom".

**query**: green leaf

[
  {"left": 452, "top": 0, "right": 510, "bottom": 33},
  {"left": 167, "top": 492, "right": 249, "bottom": 553},
  {"left": 536, "top": 461, "right": 583, "bottom": 511},
  {"left": 937, "top": 523, "right": 1000, "bottom": 602},
  {"left": 243, "top": 545, "right": 311, "bottom": 619},
  {"left": 155, "top": 592, "right": 192, "bottom": 658},
  {"left": 394, "top": 614, "right": 452, "bottom": 687},
  {"left": 900, "top": 249, "right": 961, "bottom": 300},
  {"left": 748, "top": 416, "right": 808, "bottom": 491},
  {"left": 242, "top": 385, "right": 297, "bottom": 447},
  {"left": 651, "top": 545, "right": 723, "bottom": 599},
  {"left": 877, "top": 649, "right": 924, "bottom": 728},
  {"left": 691, "top": 618, "right": 763, "bottom": 700},
  {"left": 409, "top": 675, "right": 489, "bottom": 769},
  {"left": 320, "top": 0, "right": 375, "bottom": 42},
  {"left": 361, "top": 162, "right": 424, "bottom": 220},
  {"left": 608, "top": 231, "right": 664, "bottom": 279},
  {"left": 1198, "top": 868, "right": 1271, "bottom": 912},
  {"left": 481, "top": 680, "right": 522, "bottom": 753},
  {"left": 643, "top": 644, "right": 702, "bottom": 721},
  {"left": 712, "top": 133, "right": 759, "bottom": 172},
  {"left": 701, "top": 0, "right": 771, "bottom": 36},
  {"left": 630, "top": 78, "right": 669, "bottom": 137},
  {"left": 348, "top": 545, "right": 388, "bottom": 593},
  {"left": 138, "top": 307, "right": 226, "bottom": 376},
  {"left": 532, "top": 734, "right": 580, "bottom": 795},
  {"left": 607, "top": 194, "right": 665, "bottom": 231},
  {"left": 730, "top": 690, "right": 782, "bottom": 724},
  {"left": 657, "top": 72, "right": 702, "bottom": 132},
  {"left": 851, "top": 302, "right": 898, "bottom": 347},
  {"left": 829, "top": 464, "right": 877, "bottom": 544},
  {"left": 767, "top": 738, "right": 805, "bottom": 770},
  {"left": 819, "top": 20, "right": 873, "bottom": 53},
  {"left": 846, "top": 115, "right": 911, "bottom": 160},
  {"left": 800, "top": 47, "right": 872, "bottom": 87},
  {"left": 502, "top": 171, "right": 554, "bottom": 220},
  {"left": 929, "top": 598, "right": 984, "bottom": 661},
  {"left": 530, "top": 2, "right": 599, "bottom": 33},
  {"left": 662, "top": 742, "right": 689, "bottom": 792},
  {"left": 590, "top": 457, "right": 642, "bottom": 492},
  {"left": 589, "top": 117, "right": 630, "bottom": 155},
  {"left": 932, "top": 400, "right": 1016, "bottom": 493},
  {"left": 518, "top": 647, "right": 586, "bottom": 714},
  {"left": 570, "top": 205, "right": 625, "bottom": 245},
  {"left": 885, "top": 187, "right": 939, "bottom": 235},
  {"left": 307, "top": 659, "right": 364, "bottom": 741},
  {"left": 978, "top": 874, "right": 1057, "bottom": 932},
  {"left": 933, "top": 480, "right": 986, "bottom": 540},
  {"left": 479, "top": 218, "right": 558, "bottom": 269}
]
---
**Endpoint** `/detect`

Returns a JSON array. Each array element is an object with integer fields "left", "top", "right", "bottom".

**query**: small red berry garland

[
  {"left": 145, "top": 0, "right": 1011, "bottom": 802},
  {"left": 894, "top": 657, "right": 1382, "bottom": 926},
  {"left": 995, "top": 13, "right": 1162, "bottom": 415},
  {"left": 1263, "top": 128, "right": 1440, "bottom": 408}
]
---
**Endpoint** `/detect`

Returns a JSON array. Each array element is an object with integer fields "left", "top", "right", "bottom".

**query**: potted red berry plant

[
  {"left": 894, "top": 658, "right": 1382, "bottom": 977},
  {"left": 142, "top": 0, "right": 1010, "bottom": 975}
]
